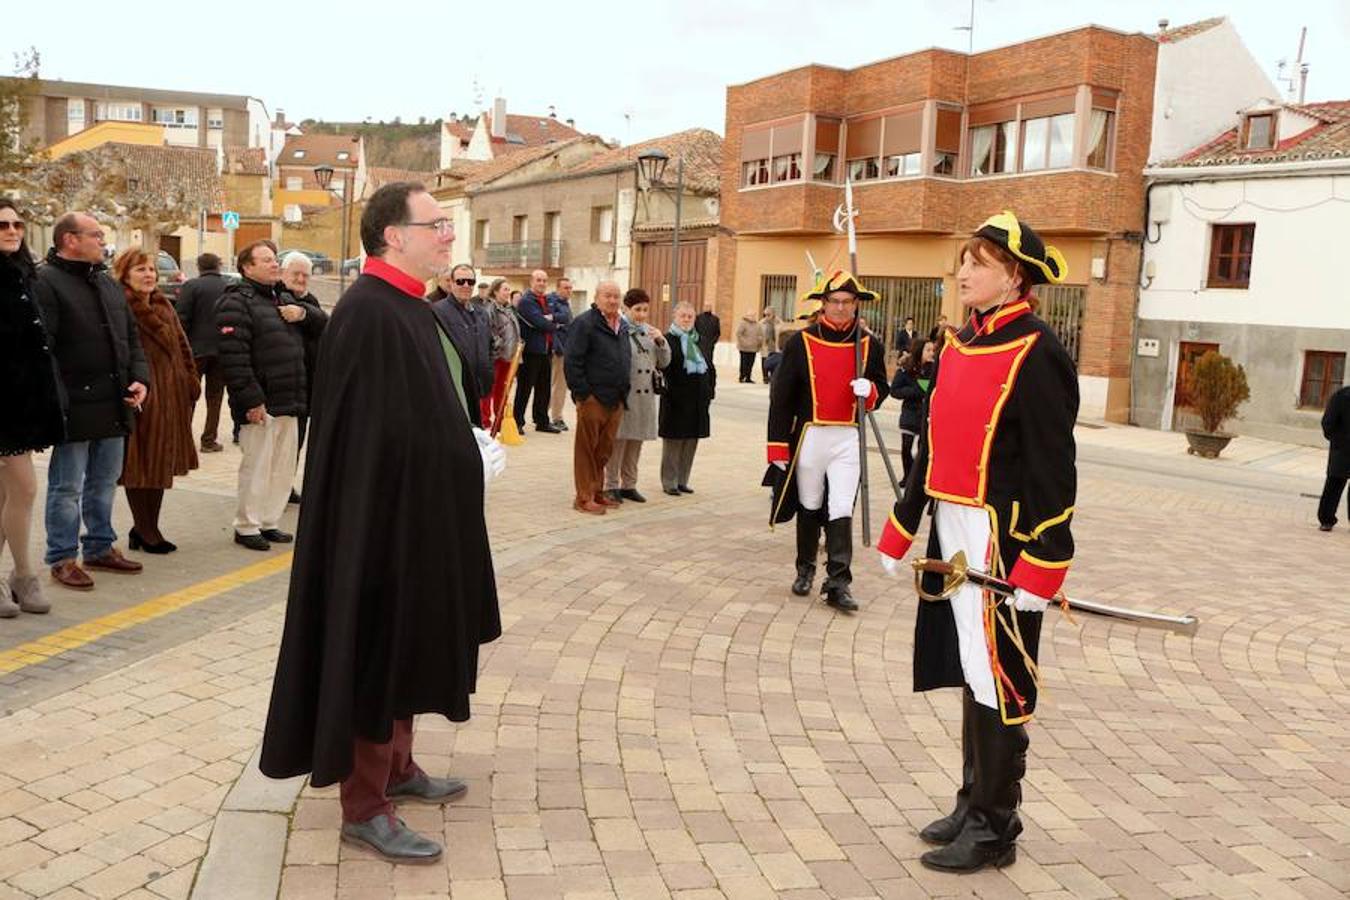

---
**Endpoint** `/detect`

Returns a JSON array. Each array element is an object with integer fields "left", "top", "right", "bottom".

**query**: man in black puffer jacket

[
  {"left": 217, "top": 240, "right": 317, "bottom": 551},
  {"left": 33, "top": 212, "right": 150, "bottom": 590}
]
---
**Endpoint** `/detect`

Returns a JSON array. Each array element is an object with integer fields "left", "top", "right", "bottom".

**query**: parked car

[
  {"left": 156, "top": 250, "right": 186, "bottom": 299},
  {"left": 282, "top": 249, "right": 333, "bottom": 275},
  {"left": 341, "top": 256, "right": 361, "bottom": 276}
]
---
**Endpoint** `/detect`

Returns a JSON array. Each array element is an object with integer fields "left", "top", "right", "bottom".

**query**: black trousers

[
  {"left": 901, "top": 432, "right": 917, "bottom": 484},
  {"left": 738, "top": 351, "right": 756, "bottom": 382},
  {"left": 513, "top": 351, "right": 553, "bottom": 428},
  {"left": 1318, "top": 474, "right": 1349, "bottom": 526}
]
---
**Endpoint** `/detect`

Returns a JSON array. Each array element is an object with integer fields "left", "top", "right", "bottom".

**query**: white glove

[
  {"left": 472, "top": 427, "right": 507, "bottom": 485},
  {"left": 880, "top": 553, "right": 902, "bottom": 577},
  {"left": 1006, "top": 587, "right": 1049, "bottom": 612},
  {"left": 772, "top": 460, "right": 787, "bottom": 470},
  {"left": 850, "top": 378, "right": 872, "bottom": 399}
]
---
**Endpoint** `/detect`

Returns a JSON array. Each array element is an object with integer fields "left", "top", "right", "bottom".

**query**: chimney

[
  {"left": 1298, "top": 63, "right": 1309, "bottom": 103},
  {"left": 1157, "top": 18, "right": 1169, "bottom": 33},
  {"left": 274, "top": 108, "right": 285, "bottom": 126},
  {"left": 566, "top": 117, "right": 575, "bottom": 129},
  {"left": 548, "top": 105, "right": 557, "bottom": 119},
  {"left": 492, "top": 97, "right": 507, "bottom": 139}
]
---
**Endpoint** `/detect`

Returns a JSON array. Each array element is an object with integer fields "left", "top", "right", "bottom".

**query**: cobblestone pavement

[{"left": 1, "top": 381, "right": 1346, "bottom": 899}]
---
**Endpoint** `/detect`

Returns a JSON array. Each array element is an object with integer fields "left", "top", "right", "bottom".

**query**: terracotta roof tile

[
  {"left": 483, "top": 113, "right": 583, "bottom": 152},
  {"left": 365, "top": 166, "right": 437, "bottom": 191},
  {"left": 1152, "top": 17, "right": 1225, "bottom": 44},
  {"left": 103, "top": 142, "right": 224, "bottom": 208},
  {"left": 566, "top": 128, "right": 722, "bottom": 193},
  {"left": 224, "top": 147, "right": 267, "bottom": 176},
  {"left": 279, "top": 133, "right": 361, "bottom": 168},
  {"left": 462, "top": 138, "right": 588, "bottom": 189},
  {"left": 1165, "top": 99, "right": 1350, "bottom": 167}
]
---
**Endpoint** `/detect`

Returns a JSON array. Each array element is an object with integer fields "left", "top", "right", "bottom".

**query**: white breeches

[
  {"left": 934, "top": 501, "right": 998, "bottom": 710},
  {"left": 795, "top": 425, "right": 859, "bottom": 521}
]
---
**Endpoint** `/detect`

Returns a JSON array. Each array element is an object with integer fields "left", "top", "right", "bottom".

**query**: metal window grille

[
  {"left": 1036, "top": 284, "right": 1086, "bottom": 366},
  {"left": 858, "top": 276, "right": 943, "bottom": 352},
  {"left": 761, "top": 274, "right": 798, "bottom": 321}
]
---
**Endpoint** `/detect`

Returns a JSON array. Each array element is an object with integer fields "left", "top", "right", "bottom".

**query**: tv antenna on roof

[
  {"left": 1275, "top": 26, "right": 1310, "bottom": 103},
  {"left": 472, "top": 76, "right": 484, "bottom": 111}
]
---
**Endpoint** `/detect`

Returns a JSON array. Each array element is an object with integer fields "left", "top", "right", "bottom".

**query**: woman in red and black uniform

[{"left": 877, "top": 211, "right": 1078, "bottom": 873}]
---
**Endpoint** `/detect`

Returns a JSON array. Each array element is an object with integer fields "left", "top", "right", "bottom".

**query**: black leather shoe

[
  {"left": 921, "top": 689, "right": 976, "bottom": 845},
  {"left": 341, "top": 815, "right": 442, "bottom": 863},
  {"left": 552, "top": 419, "right": 569, "bottom": 431},
  {"left": 677, "top": 485, "right": 694, "bottom": 494},
  {"left": 129, "top": 528, "right": 177, "bottom": 554},
  {"left": 536, "top": 423, "right": 562, "bottom": 433},
  {"left": 618, "top": 489, "right": 647, "bottom": 503},
  {"left": 260, "top": 529, "right": 293, "bottom": 543},
  {"left": 791, "top": 565, "right": 814, "bottom": 597},
  {"left": 605, "top": 489, "right": 624, "bottom": 504},
  {"left": 288, "top": 488, "right": 302, "bottom": 505},
  {"left": 388, "top": 771, "right": 468, "bottom": 804},
  {"left": 824, "top": 587, "right": 859, "bottom": 613},
  {"left": 663, "top": 487, "right": 681, "bottom": 496},
  {"left": 234, "top": 532, "right": 270, "bottom": 551},
  {"left": 920, "top": 837, "right": 1016, "bottom": 873}
]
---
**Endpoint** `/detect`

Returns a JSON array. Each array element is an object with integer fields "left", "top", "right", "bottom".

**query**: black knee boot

[
  {"left": 921, "top": 700, "right": 1027, "bottom": 872},
  {"left": 792, "top": 510, "right": 823, "bottom": 596},
  {"left": 920, "top": 687, "right": 976, "bottom": 844},
  {"left": 821, "top": 516, "right": 857, "bottom": 612}
]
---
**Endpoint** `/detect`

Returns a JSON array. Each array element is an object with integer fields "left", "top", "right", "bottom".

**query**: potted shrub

[{"left": 1183, "top": 350, "right": 1250, "bottom": 458}]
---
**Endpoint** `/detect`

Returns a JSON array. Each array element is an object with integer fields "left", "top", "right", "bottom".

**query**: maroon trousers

[{"left": 339, "top": 718, "right": 423, "bottom": 824}]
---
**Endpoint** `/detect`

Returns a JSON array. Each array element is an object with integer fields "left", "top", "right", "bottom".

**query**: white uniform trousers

[
  {"left": 934, "top": 500, "right": 999, "bottom": 711},
  {"left": 795, "top": 425, "right": 860, "bottom": 522},
  {"left": 233, "top": 414, "right": 299, "bottom": 535}
]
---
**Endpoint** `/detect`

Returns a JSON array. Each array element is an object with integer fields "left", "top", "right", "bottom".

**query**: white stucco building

[{"left": 1134, "top": 100, "right": 1350, "bottom": 445}]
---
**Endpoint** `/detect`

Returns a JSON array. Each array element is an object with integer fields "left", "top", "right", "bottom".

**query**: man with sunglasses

[
  {"left": 429, "top": 263, "right": 493, "bottom": 427},
  {"left": 261, "top": 182, "right": 504, "bottom": 864}
]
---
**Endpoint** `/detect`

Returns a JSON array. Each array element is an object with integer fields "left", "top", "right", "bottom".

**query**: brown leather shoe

[
  {"left": 593, "top": 493, "right": 621, "bottom": 509},
  {"left": 83, "top": 548, "right": 143, "bottom": 573},
  {"left": 573, "top": 499, "right": 607, "bottom": 515},
  {"left": 50, "top": 559, "right": 95, "bottom": 591}
]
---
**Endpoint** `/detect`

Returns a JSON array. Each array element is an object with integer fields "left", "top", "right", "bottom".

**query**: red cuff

[
  {"left": 767, "top": 442, "right": 790, "bottom": 464},
  {"left": 878, "top": 512, "right": 913, "bottom": 560},
  {"left": 865, "top": 382, "right": 880, "bottom": 411},
  {"left": 1008, "top": 551, "right": 1069, "bottom": 598}
]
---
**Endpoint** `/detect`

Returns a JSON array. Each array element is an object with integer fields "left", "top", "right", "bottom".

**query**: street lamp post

[
  {"left": 313, "top": 164, "right": 356, "bottom": 294},
  {"left": 637, "top": 149, "right": 684, "bottom": 311}
]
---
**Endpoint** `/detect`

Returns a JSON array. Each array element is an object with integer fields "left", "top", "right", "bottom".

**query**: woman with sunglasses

[{"left": 0, "top": 199, "right": 61, "bottom": 616}]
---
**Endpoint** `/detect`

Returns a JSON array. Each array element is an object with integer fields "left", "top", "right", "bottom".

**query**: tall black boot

[
  {"left": 921, "top": 700, "right": 1028, "bottom": 873},
  {"left": 791, "top": 510, "right": 823, "bottom": 596},
  {"left": 821, "top": 516, "right": 857, "bottom": 612},
  {"left": 919, "top": 687, "right": 976, "bottom": 844}
]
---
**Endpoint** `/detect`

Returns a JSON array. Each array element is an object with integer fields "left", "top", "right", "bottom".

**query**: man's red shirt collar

[{"left": 362, "top": 256, "right": 427, "bottom": 299}]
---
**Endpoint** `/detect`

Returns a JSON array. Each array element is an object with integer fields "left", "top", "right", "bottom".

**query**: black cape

[{"left": 259, "top": 274, "right": 501, "bottom": 787}]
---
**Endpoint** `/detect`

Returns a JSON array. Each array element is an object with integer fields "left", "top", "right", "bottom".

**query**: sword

[{"left": 911, "top": 551, "right": 1199, "bottom": 636}]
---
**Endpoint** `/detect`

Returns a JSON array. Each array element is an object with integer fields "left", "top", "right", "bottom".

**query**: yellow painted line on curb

[{"left": 0, "top": 552, "right": 293, "bottom": 676}]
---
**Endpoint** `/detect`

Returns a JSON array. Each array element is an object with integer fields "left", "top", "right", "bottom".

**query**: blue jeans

[{"left": 44, "top": 438, "right": 125, "bottom": 565}]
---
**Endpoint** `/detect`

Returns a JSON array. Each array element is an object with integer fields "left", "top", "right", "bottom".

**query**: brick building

[{"left": 721, "top": 18, "right": 1271, "bottom": 421}]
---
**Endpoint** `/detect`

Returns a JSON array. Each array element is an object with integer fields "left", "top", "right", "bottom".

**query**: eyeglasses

[
  {"left": 404, "top": 219, "right": 454, "bottom": 237},
  {"left": 79, "top": 230, "right": 106, "bottom": 240},
  {"left": 0, "top": 220, "right": 25, "bottom": 232},
  {"left": 453, "top": 277, "right": 475, "bottom": 287}
]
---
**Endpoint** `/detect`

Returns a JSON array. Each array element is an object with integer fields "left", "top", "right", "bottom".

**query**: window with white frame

[
  {"left": 1020, "top": 113, "right": 1074, "bottom": 171},
  {"left": 151, "top": 107, "right": 197, "bottom": 127},
  {"left": 337, "top": 151, "right": 350, "bottom": 161},
  {"left": 207, "top": 108, "right": 224, "bottom": 129},
  {"left": 285, "top": 176, "right": 302, "bottom": 191},
  {"left": 67, "top": 98, "right": 85, "bottom": 132},
  {"left": 292, "top": 149, "right": 306, "bottom": 159},
  {"left": 1085, "top": 108, "right": 1114, "bottom": 169},
  {"left": 969, "top": 121, "right": 1016, "bottom": 176},
  {"left": 95, "top": 102, "right": 142, "bottom": 123},
  {"left": 740, "top": 117, "right": 806, "bottom": 188}
]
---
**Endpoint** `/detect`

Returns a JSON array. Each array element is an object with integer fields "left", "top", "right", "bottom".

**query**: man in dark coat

[
  {"left": 1318, "top": 383, "right": 1350, "bottom": 531},
  {"left": 216, "top": 240, "right": 319, "bottom": 551},
  {"left": 513, "top": 269, "right": 560, "bottom": 433},
  {"left": 33, "top": 212, "right": 149, "bottom": 590},
  {"left": 694, "top": 306, "right": 721, "bottom": 393},
  {"left": 546, "top": 277, "right": 575, "bottom": 430},
  {"left": 174, "top": 253, "right": 228, "bottom": 452},
  {"left": 564, "top": 281, "right": 630, "bottom": 515},
  {"left": 429, "top": 263, "right": 492, "bottom": 428},
  {"left": 260, "top": 182, "right": 505, "bottom": 864}
]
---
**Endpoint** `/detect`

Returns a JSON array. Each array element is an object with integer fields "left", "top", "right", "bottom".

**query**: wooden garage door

[{"left": 639, "top": 240, "right": 706, "bottom": 332}]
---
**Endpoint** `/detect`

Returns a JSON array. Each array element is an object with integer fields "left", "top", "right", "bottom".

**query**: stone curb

[{"left": 190, "top": 745, "right": 306, "bottom": 900}]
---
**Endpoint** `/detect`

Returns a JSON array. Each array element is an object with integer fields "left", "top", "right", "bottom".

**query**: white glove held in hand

[
  {"left": 1006, "top": 587, "right": 1049, "bottom": 612},
  {"left": 472, "top": 428, "right": 507, "bottom": 485},
  {"left": 850, "top": 377, "right": 872, "bottom": 399},
  {"left": 880, "top": 553, "right": 902, "bottom": 577}
]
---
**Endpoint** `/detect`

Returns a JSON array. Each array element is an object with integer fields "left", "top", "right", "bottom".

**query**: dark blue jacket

[
  {"left": 546, "top": 292, "right": 573, "bottom": 355},
  {"left": 516, "top": 289, "right": 555, "bottom": 355},
  {"left": 564, "top": 306, "right": 631, "bottom": 408},
  {"left": 890, "top": 363, "right": 933, "bottom": 433}
]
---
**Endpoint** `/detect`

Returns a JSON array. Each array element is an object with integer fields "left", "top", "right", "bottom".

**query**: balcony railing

[{"left": 485, "top": 240, "right": 563, "bottom": 269}]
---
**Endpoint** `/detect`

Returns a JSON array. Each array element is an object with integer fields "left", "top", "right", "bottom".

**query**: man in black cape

[{"left": 260, "top": 182, "right": 505, "bottom": 863}]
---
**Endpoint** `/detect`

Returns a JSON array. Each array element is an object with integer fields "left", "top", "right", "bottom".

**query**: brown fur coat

[{"left": 120, "top": 288, "right": 200, "bottom": 489}]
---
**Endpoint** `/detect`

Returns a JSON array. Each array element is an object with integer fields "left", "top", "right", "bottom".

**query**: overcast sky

[{"left": 9, "top": 0, "right": 1349, "bottom": 145}]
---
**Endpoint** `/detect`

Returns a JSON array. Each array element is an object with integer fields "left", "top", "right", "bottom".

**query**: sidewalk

[{"left": 1, "top": 381, "right": 1345, "bottom": 899}]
